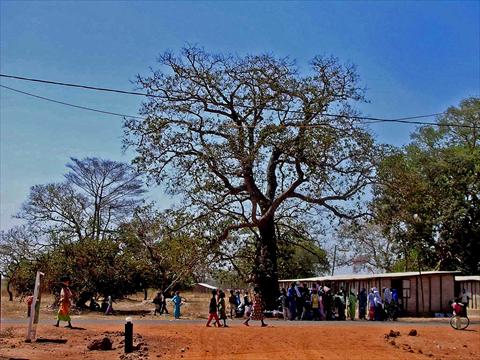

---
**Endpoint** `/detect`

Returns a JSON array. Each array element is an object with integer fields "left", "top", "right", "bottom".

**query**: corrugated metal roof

[
  {"left": 196, "top": 282, "right": 217, "bottom": 289},
  {"left": 279, "top": 270, "right": 461, "bottom": 283},
  {"left": 455, "top": 275, "right": 480, "bottom": 282}
]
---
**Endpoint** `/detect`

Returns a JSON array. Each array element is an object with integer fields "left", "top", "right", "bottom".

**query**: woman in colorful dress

[
  {"left": 368, "top": 288, "right": 375, "bottom": 320},
  {"left": 172, "top": 291, "right": 182, "bottom": 319},
  {"left": 55, "top": 276, "right": 73, "bottom": 328},
  {"left": 348, "top": 289, "right": 357, "bottom": 320},
  {"left": 243, "top": 287, "right": 267, "bottom": 327}
]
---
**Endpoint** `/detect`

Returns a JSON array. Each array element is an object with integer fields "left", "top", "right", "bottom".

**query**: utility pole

[{"left": 331, "top": 245, "right": 337, "bottom": 276}]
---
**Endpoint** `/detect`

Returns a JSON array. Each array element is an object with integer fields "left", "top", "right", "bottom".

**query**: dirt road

[{"left": 1, "top": 319, "right": 479, "bottom": 359}]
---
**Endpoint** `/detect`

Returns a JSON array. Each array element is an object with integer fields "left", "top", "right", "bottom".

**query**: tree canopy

[
  {"left": 371, "top": 97, "right": 480, "bottom": 273},
  {"left": 125, "top": 46, "right": 380, "bottom": 307}
]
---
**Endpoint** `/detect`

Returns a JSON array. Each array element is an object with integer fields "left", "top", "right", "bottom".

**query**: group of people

[
  {"left": 206, "top": 287, "right": 267, "bottom": 327},
  {"left": 279, "top": 282, "right": 399, "bottom": 322},
  {"left": 153, "top": 290, "right": 184, "bottom": 319}
]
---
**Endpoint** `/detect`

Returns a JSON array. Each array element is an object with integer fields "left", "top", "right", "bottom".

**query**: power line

[
  {"left": 1, "top": 78, "right": 476, "bottom": 129},
  {"left": 0, "top": 85, "right": 145, "bottom": 120},
  {"left": 1, "top": 73, "right": 448, "bottom": 123}
]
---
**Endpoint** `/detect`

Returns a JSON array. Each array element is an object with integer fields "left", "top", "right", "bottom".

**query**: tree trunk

[
  {"left": 7, "top": 276, "right": 13, "bottom": 301},
  {"left": 254, "top": 216, "right": 279, "bottom": 310}
]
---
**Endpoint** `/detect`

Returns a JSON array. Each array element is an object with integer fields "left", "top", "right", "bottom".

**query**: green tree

[
  {"left": 125, "top": 47, "right": 378, "bottom": 307},
  {"left": 373, "top": 97, "right": 480, "bottom": 273},
  {"left": 18, "top": 157, "right": 145, "bottom": 242},
  {"left": 0, "top": 226, "right": 44, "bottom": 300}
]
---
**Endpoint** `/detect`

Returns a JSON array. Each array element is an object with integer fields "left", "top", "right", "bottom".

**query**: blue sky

[{"left": 1, "top": 0, "right": 479, "bottom": 230}]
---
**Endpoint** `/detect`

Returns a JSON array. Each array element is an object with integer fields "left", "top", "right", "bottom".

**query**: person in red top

[
  {"left": 26, "top": 295, "right": 34, "bottom": 317},
  {"left": 451, "top": 298, "right": 464, "bottom": 316},
  {"left": 206, "top": 289, "right": 221, "bottom": 327}
]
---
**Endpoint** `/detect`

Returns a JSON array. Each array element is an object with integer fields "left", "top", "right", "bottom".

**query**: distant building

[
  {"left": 192, "top": 282, "right": 217, "bottom": 294},
  {"left": 279, "top": 271, "right": 460, "bottom": 317},
  {"left": 455, "top": 275, "right": 480, "bottom": 314}
]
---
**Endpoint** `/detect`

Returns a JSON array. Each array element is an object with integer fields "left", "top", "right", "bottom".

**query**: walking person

[
  {"left": 105, "top": 295, "right": 114, "bottom": 315},
  {"left": 206, "top": 289, "right": 221, "bottom": 327},
  {"left": 218, "top": 290, "right": 228, "bottom": 327},
  {"left": 54, "top": 276, "right": 73, "bottom": 328},
  {"left": 153, "top": 291, "right": 162, "bottom": 315},
  {"left": 228, "top": 290, "right": 237, "bottom": 319},
  {"left": 172, "top": 291, "right": 183, "bottom": 319},
  {"left": 243, "top": 287, "right": 267, "bottom": 327},
  {"left": 278, "top": 288, "right": 289, "bottom": 320}
]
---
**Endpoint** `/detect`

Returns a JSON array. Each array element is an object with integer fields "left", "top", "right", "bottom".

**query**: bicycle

[{"left": 450, "top": 312, "right": 470, "bottom": 330}]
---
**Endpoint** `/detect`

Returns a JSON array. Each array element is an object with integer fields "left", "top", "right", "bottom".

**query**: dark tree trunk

[
  {"left": 144, "top": 288, "right": 148, "bottom": 301},
  {"left": 7, "top": 276, "right": 13, "bottom": 301},
  {"left": 254, "top": 216, "right": 279, "bottom": 310}
]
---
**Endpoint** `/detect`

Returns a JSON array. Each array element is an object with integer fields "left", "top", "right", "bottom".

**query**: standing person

[
  {"left": 105, "top": 295, "right": 114, "bottom": 315},
  {"left": 218, "top": 291, "right": 228, "bottom": 327},
  {"left": 335, "top": 290, "right": 346, "bottom": 320},
  {"left": 358, "top": 288, "right": 367, "bottom": 320},
  {"left": 243, "top": 287, "right": 267, "bottom": 327},
  {"left": 172, "top": 291, "right": 182, "bottom": 319},
  {"left": 348, "top": 290, "right": 357, "bottom": 320},
  {"left": 287, "top": 283, "right": 297, "bottom": 320},
  {"left": 153, "top": 291, "right": 162, "bottom": 315},
  {"left": 243, "top": 290, "right": 252, "bottom": 318},
  {"left": 228, "top": 290, "right": 237, "bottom": 319},
  {"left": 160, "top": 291, "right": 169, "bottom": 315},
  {"left": 206, "top": 289, "right": 221, "bottom": 327},
  {"left": 54, "top": 276, "right": 73, "bottom": 328},
  {"left": 278, "top": 288, "right": 289, "bottom": 320},
  {"left": 318, "top": 287, "right": 325, "bottom": 320},
  {"left": 460, "top": 288, "right": 470, "bottom": 316},
  {"left": 367, "top": 288, "right": 375, "bottom": 320},
  {"left": 373, "top": 288, "right": 383, "bottom": 321},
  {"left": 310, "top": 288, "right": 320, "bottom": 321},
  {"left": 323, "top": 287, "right": 333, "bottom": 320},
  {"left": 295, "top": 282, "right": 303, "bottom": 320},
  {"left": 301, "top": 283, "right": 311, "bottom": 320},
  {"left": 26, "top": 295, "right": 34, "bottom": 317}
]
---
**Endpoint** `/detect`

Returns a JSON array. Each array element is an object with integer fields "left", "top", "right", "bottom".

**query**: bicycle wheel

[{"left": 450, "top": 316, "right": 470, "bottom": 330}]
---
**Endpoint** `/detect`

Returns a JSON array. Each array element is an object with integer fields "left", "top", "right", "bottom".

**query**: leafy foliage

[{"left": 372, "top": 97, "right": 480, "bottom": 273}]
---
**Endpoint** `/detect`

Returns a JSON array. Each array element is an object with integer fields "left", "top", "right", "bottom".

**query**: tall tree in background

[
  {"left": 125, "top": 47, "right": 379, "bottom": 307},
  {"left": 373, "top": 97, "right": 480, "bottom": 273},
  {"left": 18, "top": 157, "right": 145, "bottom": 242}
]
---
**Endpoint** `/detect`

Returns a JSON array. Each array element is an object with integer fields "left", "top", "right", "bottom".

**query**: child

[
  {"left": 26, "top": 295, "right": 34, "bottom": 318},
  {"left": 206, "top": 289, "right": 221, "bottom": 327},
  {"left": 243, "top": 287, "right": 267, "bottom": 327},
  {"left": 218, "top": 291, "right": 228, "bottom": 327}
]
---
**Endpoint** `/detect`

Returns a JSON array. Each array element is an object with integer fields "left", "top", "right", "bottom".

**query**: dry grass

[{"left": 1, "top": 282, "right": 213, "bottom": 321}]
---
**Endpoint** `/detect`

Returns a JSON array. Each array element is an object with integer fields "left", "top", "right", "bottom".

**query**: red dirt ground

[{"left": 1, "top": 321, "right": 479, "bottom": 359}]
